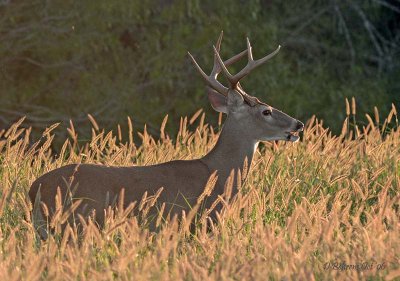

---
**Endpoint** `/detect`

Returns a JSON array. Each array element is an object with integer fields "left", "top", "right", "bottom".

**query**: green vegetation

[{"left": 0, "top": 0, "right": 398, "bottom": 145}]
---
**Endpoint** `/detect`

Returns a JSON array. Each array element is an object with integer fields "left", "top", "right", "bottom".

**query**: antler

[
  {"left": 213, "top": 38, "right": 281, "bottom": 88},
  {"left": 188, "top": 31, "right": 247, "bottom": 96}
]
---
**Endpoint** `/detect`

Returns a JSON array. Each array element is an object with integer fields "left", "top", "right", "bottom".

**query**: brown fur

[{"left": 29, "top": 35, "right": 303, "bottom": 236}]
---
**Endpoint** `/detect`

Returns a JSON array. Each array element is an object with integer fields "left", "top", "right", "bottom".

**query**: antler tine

[
  {"left": 229, "top": 39, "right": 281, "bottom": 87},
  {"left": 246, "top": 37, "right": 253, "bottom": 61},
  {"left": 224, "top": 49, "right": 248, "bottom": 68},
  {"left": 255, "top": 44, "right": 281, "bottom": 66},
  {"left": 189, "top": 31, "right": 248, "bottom": 96},
  {"left": 209, "top": 31, "right": 223, "bottom": 78},
  {"left": 213, "top": 37, "right": 281, "bottom": 88},
  {"left": 210, "top": 31, "right": 247, "bottom": 77},
  {"left": 213, "top": 45, "right": 234, "bottom": 82},
  {"left": 188, "top": 51, "right": 228, "bottom": 95}
]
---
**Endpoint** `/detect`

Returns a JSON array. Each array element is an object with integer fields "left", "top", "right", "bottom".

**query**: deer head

[{"left": 188, "top": 32, "right": 303, "bottom": 142}]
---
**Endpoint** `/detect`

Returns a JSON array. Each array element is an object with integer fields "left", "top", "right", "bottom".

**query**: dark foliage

[{"left": 0, "top": 0, "right": 398, "bottom": 147}]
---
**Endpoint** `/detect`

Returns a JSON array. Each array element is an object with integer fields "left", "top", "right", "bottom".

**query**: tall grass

[{"left": 0, "top": 104, "right": 399, "bottom": 280}]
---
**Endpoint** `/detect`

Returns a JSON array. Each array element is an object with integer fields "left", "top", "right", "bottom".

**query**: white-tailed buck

[{"left": 29, "top": 32, "right": 303, "bottom": 237}]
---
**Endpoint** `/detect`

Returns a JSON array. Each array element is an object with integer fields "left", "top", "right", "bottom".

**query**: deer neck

[{"left": 201, "top": 116, "right": 258, "bottom": 183}]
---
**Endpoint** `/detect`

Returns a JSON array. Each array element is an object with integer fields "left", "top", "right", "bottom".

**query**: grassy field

[{"left": 0, "top": 103, "right": 399, "bottom": 280}]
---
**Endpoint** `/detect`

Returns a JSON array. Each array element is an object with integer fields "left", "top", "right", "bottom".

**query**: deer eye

[{"left": 262, "top": 109, "right": 272, "bottom": 116}]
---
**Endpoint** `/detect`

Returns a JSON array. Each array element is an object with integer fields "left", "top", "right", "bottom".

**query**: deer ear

[
  {"left": 227, "top": 89, "right": 244, "bottom": 110},
  {"left": 207, "top": 88, "right": 228, "bottom": 113}
]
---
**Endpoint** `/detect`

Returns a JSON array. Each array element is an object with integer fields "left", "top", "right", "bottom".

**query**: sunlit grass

[{"left": 0, "top": 104, "right": 399, "bottom": 280}]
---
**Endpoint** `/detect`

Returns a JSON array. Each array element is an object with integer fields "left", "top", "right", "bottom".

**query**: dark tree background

[{"left": 0, "top": 0, "right": 399, "bottom": 146}]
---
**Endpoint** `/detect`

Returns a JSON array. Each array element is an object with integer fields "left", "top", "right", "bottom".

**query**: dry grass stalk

[{"left": 0, "top": 105, "right": 398, "bottom": 280}]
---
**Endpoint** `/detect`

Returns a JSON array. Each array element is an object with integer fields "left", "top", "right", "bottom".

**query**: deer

[{"left": 29, "top": 32, "right": 304, "bottom": 238}]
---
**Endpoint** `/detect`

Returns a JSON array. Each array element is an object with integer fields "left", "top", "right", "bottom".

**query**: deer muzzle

[{"left": 286, "top": 120, "right": 304, "bottom": 142}]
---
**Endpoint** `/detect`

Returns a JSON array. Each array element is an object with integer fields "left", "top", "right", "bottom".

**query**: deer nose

[{"left": 296, "top": 121, "right": 304, "bottom": 131}]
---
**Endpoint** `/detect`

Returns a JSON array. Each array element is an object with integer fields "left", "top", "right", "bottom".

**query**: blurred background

[{"left": 0, "top": 0, "right": 399, "bottom": 147}]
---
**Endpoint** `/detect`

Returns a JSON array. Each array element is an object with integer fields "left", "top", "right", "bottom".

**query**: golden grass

[{"left": 0, "top": 104, "right": 399, "bottom": 280}]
